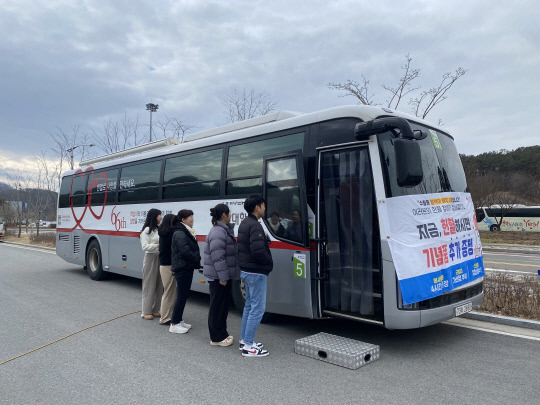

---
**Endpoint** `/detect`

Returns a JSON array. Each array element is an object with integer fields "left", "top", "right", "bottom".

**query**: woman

[
  {"left": 158, "top": 213, "right": 177, "bottom": 325},
  {"left": 169, "top": 209, "right": 201, "bottom": 334},
  {"left": 140, "top": 208, "right": 163, "bottom": 320},
  {"left": 203, "top": 204, "right": 239, "bottom": 347}
]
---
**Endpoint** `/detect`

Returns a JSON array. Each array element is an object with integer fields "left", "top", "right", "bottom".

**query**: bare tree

[
  {"left": 49, "top": 125, "right": 93, "bottom": 170},
  {"left": 168, "top": 117, "right": 197, "bottom": 143},
  {"left": 327, "top": 76, "right": 375, "bottom": 106},
  {"left": 410, "top": 67, "right": 468, "bottom": 119},
  {"left": 327, "top": 54, "right": 467, "bottom": 119},
  {"left": 33, "top": 152, "right": 60, "bottom": 235},
  {"left": 382, "top": 54, "right": 420, "bottom": 111},
  {"left": 6, "top": 168, "right": 31, "bottom": 238},
  {"left": 222, "top": 88, "right": 277, "bottom": 123}
]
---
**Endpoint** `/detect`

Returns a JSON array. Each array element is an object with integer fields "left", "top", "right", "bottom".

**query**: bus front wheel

[
  {"left": 86, "top": 239, "right": 106, "bottom": 280},
  {"left": 490, "top": 224, "right": 500, "bottom": 232}
]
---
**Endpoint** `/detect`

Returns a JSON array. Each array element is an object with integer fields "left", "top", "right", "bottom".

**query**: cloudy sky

[{"left": 1, "top": 0, "right": 539, "bottom": 181}]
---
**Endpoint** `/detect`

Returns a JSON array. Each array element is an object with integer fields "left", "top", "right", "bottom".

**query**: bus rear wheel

[
  {"left": 490, "top": 224, "right": 500, "bottom": 232},
  {"left": 231, "top": 279, "right": 274, "bottom": 323},
  {"left": 86, "top": 239, "right": 106, "bottom": 280}
]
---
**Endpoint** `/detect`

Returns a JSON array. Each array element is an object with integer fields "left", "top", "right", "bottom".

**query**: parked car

[{"left": 0, "top": 220, "right": 4, "bottom": 239}]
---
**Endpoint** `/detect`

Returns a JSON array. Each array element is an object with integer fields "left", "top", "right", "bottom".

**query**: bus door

[
  {"left": 317, "top": 145, "right": 383, "bottom": 323},
  {"left": 262, "top": 151, "right": 313, "bottom": 318}
]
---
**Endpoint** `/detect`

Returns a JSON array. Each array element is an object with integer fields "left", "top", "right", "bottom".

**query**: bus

[
  {"left": 56, "top": 105, "right": 484, "bottom": 329},
  {"left": 476, "top": 206, "right": 540, "bottom": 232}
]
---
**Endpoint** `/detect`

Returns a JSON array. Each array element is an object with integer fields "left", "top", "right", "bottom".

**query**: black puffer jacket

[
  {"left": 237, "top": 214, "right": 273, "bottom": 275},
  {"left": 171, "top": 223, "right": 201, "bottom": 273},
  {"left": 158, "top": 228, "right": 174, "bottom": 266}
]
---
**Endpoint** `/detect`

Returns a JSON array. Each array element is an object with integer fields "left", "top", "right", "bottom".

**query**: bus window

[
  {"left": 163, "top": 149, "right": 222, "bottom": 199},
  {"left": 264, "top": 154, "right": 304, "bottom": 244},
  {"left": 226, "top": 132, "right": 304, "bottom": 195},
  {"left": 89, "top": 168, "right": 118, "bottom": 205},
  {"left": 227, "top": 132, "right": 304, "bottom": 178},
  {"left": 118, "top": 160, "right": 161, "bottom": 202},
  {"left": 58, "top": 176, "right": 71, "bottom": 208},
  {"left": 70, "top": 172, "right": 89, "bottom": 207},
  {"left": 475, "top": 208, "right": 486, "bottom": 222},
  {"left": 226, "top": 178, "right": 262, "bottom": 195},
  {"left": 164, "top": 149, "right": 222, "bottom": 184}
]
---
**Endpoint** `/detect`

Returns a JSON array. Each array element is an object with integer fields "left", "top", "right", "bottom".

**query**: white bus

[
  {"left": 476, "top": 206, "right": 540, "bottom": 232},
  {"left": 56, "top": 105, "right": 484, "bottom": 329}
]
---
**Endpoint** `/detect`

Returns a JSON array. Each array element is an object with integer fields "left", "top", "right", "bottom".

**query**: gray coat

[{"left": 203, "top": 221, "right": 240, "bottom": 282}]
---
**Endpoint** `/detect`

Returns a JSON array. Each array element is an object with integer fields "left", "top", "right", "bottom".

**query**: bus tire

[
  {"left": 86, "top": 239, "right": 106, "bottom": 280},
  {"left": 490, "top": 224, "right": 500, "bottom": 232},
  {"left": 231, "top": 279, "right": 274, "bottom": 323}
]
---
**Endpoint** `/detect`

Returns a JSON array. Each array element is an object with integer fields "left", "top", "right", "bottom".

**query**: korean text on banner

[{"left": 378, "top": 192, "right": 484, "bottom": 305}]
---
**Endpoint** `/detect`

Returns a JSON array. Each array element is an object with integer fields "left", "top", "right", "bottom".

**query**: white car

[{"left": 0, "top": 221, "right": 4, "bottom": 239}]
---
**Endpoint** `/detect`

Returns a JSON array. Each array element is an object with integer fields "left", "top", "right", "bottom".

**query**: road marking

[
  {"left": 484, "top": 267, "right": 536, "bottom": 275},
  {"left": 0, "top": 311, "right": 139, "bottom": 366},
  {"left": 484, "top": 260, "right": 539, "bottom": 268},
  {"left": 0, "top": 243, "right": 56, "bottom": 254},
  {"left": 486, "top": 252, "right": 540, "bottom": 260},
  {"left": 444, "top": 322, "right": 540, "bottom": 341}
]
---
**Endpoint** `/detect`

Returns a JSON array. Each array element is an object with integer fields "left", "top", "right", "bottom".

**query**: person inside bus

[
  {"left": 285, "top": 209, "right": 303, "bottom": 243},
  {"left": 140, "top": 208, "right": 164, "bottom": 320},
  {"left": 169, "top": 209, "right": 201, "bottom": 334},
  {"left": 267, "top": 211, "right": 286, "bottom": 238},
  {"left": 203, "top": 203, "right": 239, "bottom": 347},
  {"left": 238, "top": 195, "right": 272, "bottom": 357},
  {"left": 157, "top": 213, "right": 177, "bottom": 326}
]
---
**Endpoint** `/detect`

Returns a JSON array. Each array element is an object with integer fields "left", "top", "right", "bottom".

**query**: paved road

[
  {"left": 483, "top": 251, "right": 540, "bottom": 275},
  {"left": 1, "top": 243, "right": 539, "bottom": 405}
]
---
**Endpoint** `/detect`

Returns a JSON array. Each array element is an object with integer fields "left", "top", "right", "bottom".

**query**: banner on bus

[{"left": 378, "top": 192, "right": 484, "bottom": 305}]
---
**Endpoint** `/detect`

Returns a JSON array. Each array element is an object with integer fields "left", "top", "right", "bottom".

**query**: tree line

[{"left": 461, "top": 146, "right": 540, "bottom": 226}]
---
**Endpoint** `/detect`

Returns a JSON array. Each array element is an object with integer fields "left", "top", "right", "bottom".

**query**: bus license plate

[{"left": 455, "top": 302, "right": 473, "bottom": 317}]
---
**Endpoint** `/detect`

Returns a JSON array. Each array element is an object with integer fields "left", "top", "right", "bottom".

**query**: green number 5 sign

[{"left": 293, "top": 253, "right": 306, "bottom": 278}]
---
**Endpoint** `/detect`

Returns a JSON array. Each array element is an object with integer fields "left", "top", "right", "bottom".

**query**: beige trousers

[
  {"left": 159, "top": 265, "right": 177, "bottom": 324},
  {"left": 142, "top": 252, "right": 163, "bottom": 315}
]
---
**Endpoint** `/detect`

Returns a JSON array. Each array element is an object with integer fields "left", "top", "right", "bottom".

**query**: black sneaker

[
  {"left": 239, "top": 341, "right": 263, "bottom": 351},
  {"left": 242, "top": 346, "right": 269, "bottom": 357}
]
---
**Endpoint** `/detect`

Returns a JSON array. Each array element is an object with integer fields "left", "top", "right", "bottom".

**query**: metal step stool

[{"left": 295, "top": 332, "right": 380, "bottom": 370}]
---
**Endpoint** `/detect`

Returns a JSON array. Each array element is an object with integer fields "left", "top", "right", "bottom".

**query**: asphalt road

[
  {"left": 1, "top": 243, "right": 539, "bottom": 405},
  {"left": 483, "top": 251, "right": 540, "bottom": 275}
]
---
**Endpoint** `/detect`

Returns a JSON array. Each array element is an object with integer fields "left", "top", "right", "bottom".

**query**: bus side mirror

[{"left": 394, "top": 138, "right": 423, "bottom": 187}]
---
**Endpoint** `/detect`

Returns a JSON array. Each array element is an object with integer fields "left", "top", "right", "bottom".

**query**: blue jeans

[{"left": 240, "top": 271, "right": 267, "bottom": 345}]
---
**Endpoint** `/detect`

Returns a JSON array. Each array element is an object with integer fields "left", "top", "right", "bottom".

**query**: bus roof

[{"left": 70, "top": 105, "right": 445, "bottom": 176}]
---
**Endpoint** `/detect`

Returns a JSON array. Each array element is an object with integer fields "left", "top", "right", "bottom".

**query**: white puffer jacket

[{"left": 140, "top": 227, "right": 159, "bottom": 253}]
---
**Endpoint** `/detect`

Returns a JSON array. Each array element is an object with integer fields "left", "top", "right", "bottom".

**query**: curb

[
  {"left": 0, "top": 240, "right": 56, "bottom": 251},
  {"left": 461, "top": 311, "right": 540, "bottom": 331},
  {"left": 483, "top": 247, "right": 540, "bottom": 255}
]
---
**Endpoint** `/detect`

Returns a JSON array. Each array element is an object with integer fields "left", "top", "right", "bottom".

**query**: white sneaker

[
  {"left": 239, "top": 340, "right": 263, "bottom": 351},
  {"left": 169, "top": 323, "right": 189, "bottom": 334},
  {"left": 241, "top": 345, "right": 269, "bottom": 357},
  {"left": 180, "top": 320, "right": 192, "bottom": 330}
]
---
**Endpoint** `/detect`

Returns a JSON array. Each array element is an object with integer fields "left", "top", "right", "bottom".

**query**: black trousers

[
  {"left": 171, "top": 269, "right": 194, "bottom": 324},
  {"left": 208, "top": 280, "right": 232, "bottom": 342}
]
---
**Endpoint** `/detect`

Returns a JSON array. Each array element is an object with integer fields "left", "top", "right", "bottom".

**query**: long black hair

[
  {"left": 158, "top": 213, "right": 175, "bottom": 236},
  {"left": 210, "top": 204, "right": 230, "bottom": 225},
  {"left": 141, "top": 208, "right": 162, "bottom": 234}
]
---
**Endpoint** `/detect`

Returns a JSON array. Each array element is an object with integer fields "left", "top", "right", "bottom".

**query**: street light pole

[
  {"left": 67, "top": 144, "right": 95, "bottom": 169},
  {"left": 146, "top": 103, "right": 159, "bottom": 142}
]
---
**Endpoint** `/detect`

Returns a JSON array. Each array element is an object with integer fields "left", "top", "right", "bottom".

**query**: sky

[{"left": 1, "top": 0, "right": 539, "bottom": 182}]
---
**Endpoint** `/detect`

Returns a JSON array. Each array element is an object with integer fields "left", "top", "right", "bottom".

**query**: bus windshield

[{"left": 378, "top": 122, "right": 467, "bottom": 197}]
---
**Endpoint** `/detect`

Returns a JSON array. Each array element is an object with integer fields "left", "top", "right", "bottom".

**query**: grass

[
  {"left": 479, "top": 230, "right": 540, "bottom": 245},
  {"left": 479, "top": 272, "right": 540, "bottom": 321},
  {"left": 2, "top": 228, "right": 56, "bottom": 248}
]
